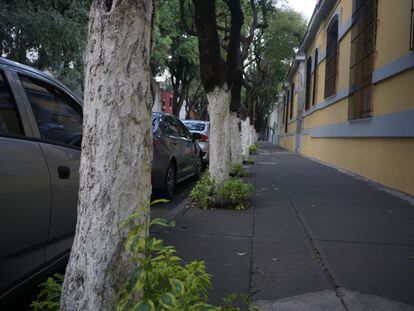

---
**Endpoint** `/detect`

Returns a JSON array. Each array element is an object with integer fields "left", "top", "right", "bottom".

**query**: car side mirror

[{"left": 192, "top": 132, "right": 201, "bottom": 141}]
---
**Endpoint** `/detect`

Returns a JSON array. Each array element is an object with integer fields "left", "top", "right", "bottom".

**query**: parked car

[
  {"left": 0, "top": 58, "right": 202, "bottom": 304},
  {"left": 152, "top": 112, "right": 202, "bottom": 197},
  {"left": 182, "top": 119, "right": 210, "bottom": 164}
]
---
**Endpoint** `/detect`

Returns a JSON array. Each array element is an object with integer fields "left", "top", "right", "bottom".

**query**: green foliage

[
  {"left": 190, "top": 172, "right": 253, "bottom": 210},
  {"left": 230, "top": 163, "right": 249, "bottom": 178},
  {"left": 245, "top": 157, "right": 255, "bottom": 165},
  {"left": 190, "top": 171, "right": 215, "bottom": 209},
  {"left": 249, "top": 144, "right": 258, "bottom": 154},
  {"left": 216, "top": 178, "right": 254, "bottom": 210},
  {"left": 0, "top": 0, "right": 91, "bottom": 96},
  {"left": 31, "top": 274, "right": 63, "bottom": 311},
  {"left": 118, "top": 208, "right": 259, "bottom": 311}
]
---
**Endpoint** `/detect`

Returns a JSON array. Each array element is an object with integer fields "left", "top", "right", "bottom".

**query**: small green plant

[
  {"left": 190, "top": 171, "right": 215, "bottom": 209},
  {"left": 248, "top": 144, "right": 258, "bottom": 154},
  {"left": 31, "top": 200, "right": 260, "bottom": 311},
  {"left": 31, "top": 273, "right": 63, "bottom": 311},
  {"left": 230, "top": 162, "right": 250, "bottom": 178},
  {"left": 245, "top": 157, "right": 255, "bottom": 165},
  {"left": 191, "top": 173, "right": 253, "bottom": 210},
  {"left": 216, "top": 178, "right": 254, "bottom": 210}
]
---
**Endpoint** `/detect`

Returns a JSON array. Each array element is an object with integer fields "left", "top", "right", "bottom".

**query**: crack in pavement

[{"left": 278, "top": 175, "right": 349, "bottom": 311}]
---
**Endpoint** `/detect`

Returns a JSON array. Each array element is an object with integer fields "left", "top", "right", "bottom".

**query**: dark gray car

[{"left": 152, "top": 112, "right": 202, "bottom": 198}]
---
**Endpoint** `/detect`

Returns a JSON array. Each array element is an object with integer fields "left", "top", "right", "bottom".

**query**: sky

[{"left": 286, "top": 0, "right": 318, "bottom": 21}]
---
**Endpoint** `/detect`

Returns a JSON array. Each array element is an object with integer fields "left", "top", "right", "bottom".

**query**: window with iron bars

[
  {"left": 410, "top": 0, "right": 414, "bottom": 50},
  {"left": 349, "top": 0, "right": 378, "bottom": 119},
  {"left": 324, "top": 17, "right": 339, "bottom": 99}
]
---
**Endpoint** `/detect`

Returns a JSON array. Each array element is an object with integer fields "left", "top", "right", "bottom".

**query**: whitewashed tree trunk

[
  {"left": 229, "top": 112, "right": 242, "bottom": 164},
  {"left": 207, "top": 86, "right": 231, "bottom": 186},
  {"left": 241, "top": 117, "right": 250, "bottom": 161},
  {"left": 249, "top": 125, "right": 256, "bottom": 145},
  {"left": 60, "top": 1, "right": 155, "bottom": 310}
]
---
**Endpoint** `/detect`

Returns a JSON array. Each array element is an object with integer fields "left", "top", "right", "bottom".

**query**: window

[
  {"left": 305, "top": 57, "right": 312, "bottom": 110},
  {"left": 349, "top": 0, "right": 377, "bottom": 119},
  {"left": 164, "top": 117, "right": 180, "bottom": 137},
  {"left": 0, "top": 71, "right": 23, "bottom": 136},
  {"left": 175, "top": 118, "right": 191, "bottom": 139},
  {"left": 312, "top": 49, "right": 319, "bottom": 106},
  {"left": 20, "top": 76, "right": 83, "bottom": 147},
  {"left": 324, "top": 17, "right": 339, "bottom": 98},
  {"left": 411, "top": 0, "right": 414, "bottom": 50},
  {"left": 289, "top": 83, "right": 295, "bottom": 119},
  {"left": 284, "top": 91, "right": 289, "bottom": 133}
]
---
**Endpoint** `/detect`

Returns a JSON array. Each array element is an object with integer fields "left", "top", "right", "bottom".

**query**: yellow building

[{"left": 278, "top": 0, "right": 414, "bottom": 195}]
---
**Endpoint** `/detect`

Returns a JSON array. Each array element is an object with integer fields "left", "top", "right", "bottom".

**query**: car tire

[
  {"left": 163, "top": 162, "right": 176, "bottom": 199},
  {"left": 193, "top": 155, "right": 202, "bottom": 181}
]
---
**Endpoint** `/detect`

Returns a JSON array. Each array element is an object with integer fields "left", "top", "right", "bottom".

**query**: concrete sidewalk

[{"left": 156, "top": 142, "right": 414, "bottom": 310}]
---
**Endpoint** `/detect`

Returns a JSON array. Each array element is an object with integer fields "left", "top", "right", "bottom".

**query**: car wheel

[
  {"left": 163, "top": 162, "right": 176, "bottom": 198},
  {"left": 193, "top": 155, "right": 202, "bottom": 181}
]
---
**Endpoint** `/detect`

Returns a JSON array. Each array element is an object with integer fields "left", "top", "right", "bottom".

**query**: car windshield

[{"left": 183, "top": 122, "right": 205, "bottom": 131}]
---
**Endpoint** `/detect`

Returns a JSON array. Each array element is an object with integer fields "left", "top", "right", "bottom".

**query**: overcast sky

[{"left": 286, "top": 0, "right": 318, "bottom": 21}]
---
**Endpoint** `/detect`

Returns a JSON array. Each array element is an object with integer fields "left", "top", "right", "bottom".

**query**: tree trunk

[
  {"left": 60, "top": 0, "right": 155, "bottom": 310},
  {"left": 250, "top": 125, "right": 256, "bottom": 145},
  {"left": 230, "top": 112, "right": 242, "bottom": 164},
  {"left": 241, "top": 117, "right": 250, "bottom": 161},
  {"left": 207, "top": 86, "right": 231, "bottom": 186}
]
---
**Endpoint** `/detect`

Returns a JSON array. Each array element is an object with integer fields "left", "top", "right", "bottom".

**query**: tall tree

[
  {"left": 180, "top": 0, "right": 244, "bottom": 185},
  {"left": 0, "top": 0, "right": 91, "bottom": 95},
  {"left": 60, "top": 0, "right": 156, "bottom": 309}
]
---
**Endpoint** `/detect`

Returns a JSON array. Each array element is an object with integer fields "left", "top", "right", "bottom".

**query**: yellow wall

[
  {"left": 301, "top": 135, "right": 414, "bottom": 195},
  {"left": 279, "top": 134, "right": 295, "bottom": 151},
  {"left": 279, "top": 0, "right": 414, "bottom": 195},
  {"left": 375, "top": 0, "right": 412, "bottom": 69}
]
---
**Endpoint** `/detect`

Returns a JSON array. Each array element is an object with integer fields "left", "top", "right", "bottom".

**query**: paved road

[{"left": 159, "top": 142, "right": 414, "bottom": 310}]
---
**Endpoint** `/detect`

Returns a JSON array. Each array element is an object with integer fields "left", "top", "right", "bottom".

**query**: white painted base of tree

[
  {"left": 241, "top": 117, "right": 250, "bottom": 161},
  {"left": 249, "top": 125, "right": 256, "bottom": 146},
  {"left": 60, "top": 1, "right": 155, "bottom": 310},
  {"left": 207, "top": 86, "right": 231, "bottom": 186},
  {"left": 230, "top": 112, "right": 242, "bottom": 164}
]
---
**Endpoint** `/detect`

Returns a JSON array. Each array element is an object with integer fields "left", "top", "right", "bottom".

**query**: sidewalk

[{"left": 154, "top": 142, "right": 414, "bottom": 310}]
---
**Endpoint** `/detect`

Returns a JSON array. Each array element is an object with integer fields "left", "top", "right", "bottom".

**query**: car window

[
  {"left": 175, "top": 119, "right": 192, "bottom": 139},
  {"left": 164, "top": 117, "right": 180, "bottom": 137},
  {"left": 20, "top": 75, "right": 83, "bottom": 147},
  {"left": 183, "top": 122, "right": 205, "bottom": 131},
  {"left": 0, "top": 71, "right": 23, "bottom": 136}
]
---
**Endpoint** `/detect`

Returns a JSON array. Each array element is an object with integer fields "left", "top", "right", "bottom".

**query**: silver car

[
  {"left": 0, "top": 58, "right": 202, "bottom": 304},
  {"left": 182, "top": 120, "right": 210, "bottom": 164}
]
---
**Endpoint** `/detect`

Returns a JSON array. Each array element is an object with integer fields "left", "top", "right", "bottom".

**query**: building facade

[{"left": 278, "top": 0, "right": 414, "bottom": 195}]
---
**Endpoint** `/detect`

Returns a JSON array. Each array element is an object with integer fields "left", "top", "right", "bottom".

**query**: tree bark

[
  {"left": 230, "top": 112, "right": 242, "bottom": 164},
  {"left": 241, "top": 117, "right": 250, "bottom": 161},
  {"left": 60, "top": 0, "right": 155, "bottom": 310},
  {"left": 207, "top": 86, "right": 231, "bottom": 186}
]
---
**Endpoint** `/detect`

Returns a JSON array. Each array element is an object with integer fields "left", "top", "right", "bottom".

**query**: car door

[
  {"left": 163, "top": 116, "right": 187, "bottom": 180},
  {"left": 174, "top": 118, "right": 196, "bottom": 177},
  {"left": 17, "top": 74, "right": 82, "bottom": 263},
  {"left": 0, "top": 69, "right": 51, "bottom": 294}
]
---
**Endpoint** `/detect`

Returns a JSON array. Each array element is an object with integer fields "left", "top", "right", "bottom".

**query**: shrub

[
  {"left": 248, "top": 144, "right": 258, "bottom": 154},
  {"left": 31, "top": 274, "right": 63, "bottom": 311},
  {"left": 216, "top": 178, "right": 254, "bottom": 210},
  {"left": 245, "top": 157, "right": 255, "bottom": 165},
  {"left": 230, "top": 163, "right": 250, "bottom": 178},
  {"left": 191, "top": 173, "right": 254, "bottom": 210},
  {"left": 190, "top": 171, "right": 215, "bottom": 209}
]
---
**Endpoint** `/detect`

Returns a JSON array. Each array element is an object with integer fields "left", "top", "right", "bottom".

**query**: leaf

[
  {"left": 160, "top": 293, "right": 177, "bottom": 309},
  {"left": 125, "top": 266, "right": 143, "bottom": 293},
  {"left": 134, "top": 299, "right": 155, "bottom": 311},
  {"left": 170, "top": 278, "right": 185, "bottom": 295},
  {"left": 150, "top": 218, "right": 175, "bottom": 228},
  {"left": 236, "top": 252, "right": 247, "bottom": 256},
  {"left": 150, "top": 199, "right": 169, "bottom": 205}
]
